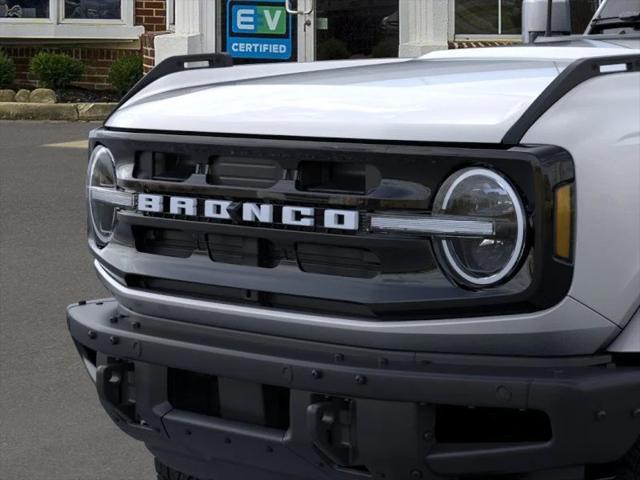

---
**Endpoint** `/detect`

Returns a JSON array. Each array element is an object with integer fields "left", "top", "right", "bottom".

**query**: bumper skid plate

[{"left": 68, "top": 299, "right": 640, "bottom": 480}]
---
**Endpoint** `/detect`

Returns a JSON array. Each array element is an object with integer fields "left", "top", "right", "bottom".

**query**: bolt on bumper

[{"left": 67, "top": 299, "right": 640, "bottom": 480}]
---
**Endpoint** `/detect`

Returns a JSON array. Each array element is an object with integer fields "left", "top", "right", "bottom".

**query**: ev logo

[
  {"left": 226, "top": 0, "right": 293, "bottom": 60},
  {"left": 233, "top": 5, "right": 286, "bottom": 35}
]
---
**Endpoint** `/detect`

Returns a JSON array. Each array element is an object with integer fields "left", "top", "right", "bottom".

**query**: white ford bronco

[{"left": 68, "top": 1, "right": 640, "bottom": 479}]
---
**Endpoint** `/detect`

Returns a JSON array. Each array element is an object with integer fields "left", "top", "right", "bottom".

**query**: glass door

[
  {"left": 218, "top": 0, "right": 399, "bottom": 64},
  {"left": 219, "top": 0, "right": 305, "bottom": 64},
  {"left": 300, "top": 0, "right": 400, "bottom": 62}
]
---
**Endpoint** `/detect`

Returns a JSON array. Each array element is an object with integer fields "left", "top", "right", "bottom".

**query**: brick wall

[
  {"left": 0, "top": 1, "right": 167, "bottom": 91},
  {"left": 136, "top": 0, "right": 167, "bottom": 33},
  {"left": 141, "top": 33, "right": 157, "bottom": 74}
]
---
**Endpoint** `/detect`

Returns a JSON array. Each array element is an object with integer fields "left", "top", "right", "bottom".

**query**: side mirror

[{"left": 522, "top": 0, "right": 572, "bottom": 43}]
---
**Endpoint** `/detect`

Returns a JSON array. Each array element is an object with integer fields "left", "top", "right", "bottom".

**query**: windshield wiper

[
  {"left": 592, "top": 10, "right": 640, "bottom": 23},
  {"left": 590, "top": 12, "right": 640, "bottom": 33}
]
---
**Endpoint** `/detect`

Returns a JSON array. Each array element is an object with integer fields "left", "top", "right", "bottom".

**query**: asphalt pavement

[{"left": 0, "top": 121, "right": 155, "bottom": 480}]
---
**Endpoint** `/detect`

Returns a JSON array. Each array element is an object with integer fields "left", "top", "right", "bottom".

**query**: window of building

[
  {"left": 455, "top": 0, "right": 523, "bottom": 36},
  {"left": 0, "top": 0, "right": 141, "bottom": 38},
  {"left": 63, "top": 0, "right": 122, "bottom": 20},
  {"left": 0, "top": 0, "right": 50, "bottom": 18}
]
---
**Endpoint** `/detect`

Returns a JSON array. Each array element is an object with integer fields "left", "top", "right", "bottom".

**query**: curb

[{"left": 0, "top": 102, "right": 117, "bottom": 122}]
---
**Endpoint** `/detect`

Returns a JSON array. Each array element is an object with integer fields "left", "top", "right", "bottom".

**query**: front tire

[{"left": 155, "top": 458, "right": 202, "bottom": 480}]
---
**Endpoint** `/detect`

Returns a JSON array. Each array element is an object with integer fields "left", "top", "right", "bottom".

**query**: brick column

[
  {"left": 136, "top": 0, "right": 169, "bottom": 72},
  {"left": 136, "top": 0, "right": 167, "bottom": 32}
]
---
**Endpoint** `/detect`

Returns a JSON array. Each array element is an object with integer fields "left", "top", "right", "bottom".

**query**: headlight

[
  {"left": 432, "top": 168, "right": 526, "bottom": 288},
  {"left": 87, "top": 146, "right": 132, "bottom": 245}
]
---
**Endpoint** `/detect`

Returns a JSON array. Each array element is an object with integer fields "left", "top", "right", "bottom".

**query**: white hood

[{"left": 106, "top": 46, "right": 637, "bottom": 143}]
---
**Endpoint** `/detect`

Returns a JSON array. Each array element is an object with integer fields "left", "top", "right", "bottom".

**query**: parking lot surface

[{"left": 0, "top": 121, "right": 155, "bottom": 480}]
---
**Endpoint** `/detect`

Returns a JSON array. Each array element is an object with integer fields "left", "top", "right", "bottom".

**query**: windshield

[
  {"left": 596, "top": 0, "right": 640, "bottom": 19},
  {"left": 587, "top": 0, "right": 640, "bottom": 34}
]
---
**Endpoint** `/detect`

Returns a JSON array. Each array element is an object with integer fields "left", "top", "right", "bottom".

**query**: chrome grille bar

[{"left": 369, "top": 214, "right": 495, "bottom": 237}]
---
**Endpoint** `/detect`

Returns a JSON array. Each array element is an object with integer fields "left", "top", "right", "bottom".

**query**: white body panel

[
  {"left": 120, "top": 58, "right": 404, "bottom": 105},
  {"left": 523, "top": 72, "right": 640, "bottom": 327},
  {"left": 107, "top": 46, "right": 638, "bottom": 144},
  {"left": 108, "top": 60, "right": 559, "bottom": 143}
]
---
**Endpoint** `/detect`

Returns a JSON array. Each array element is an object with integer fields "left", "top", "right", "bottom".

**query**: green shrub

[
  {"left": 109, "top": 55, "right": 143, "bottom": 95},
  {"left": 372, "top": 38, "right": 399, "bottom": 58},
  {"left": 29, "top": 52, "right": 85, "bottom": 90},
  {"left": 0, "top": 51, "right": 16, "bottom": 89},
  {"left": 317, "top": 38, "right": 351, "bottom": 61}
]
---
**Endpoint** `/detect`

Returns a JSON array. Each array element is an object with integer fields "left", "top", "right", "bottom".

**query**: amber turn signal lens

[{"left": 554, "top": 184, "right": 573, "bottom": 260}]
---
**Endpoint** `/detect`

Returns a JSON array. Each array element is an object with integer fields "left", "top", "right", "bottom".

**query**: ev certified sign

[{"left": 226, "top": 0, "right": 293, "bottom": 61}]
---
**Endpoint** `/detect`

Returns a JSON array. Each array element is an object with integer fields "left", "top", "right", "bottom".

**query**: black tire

[
  {"left": 613, "top": 439, "right": 640, "bottom": 480},
  {"left": 155, "top": 458, "right": 203, "bottom": 480}
]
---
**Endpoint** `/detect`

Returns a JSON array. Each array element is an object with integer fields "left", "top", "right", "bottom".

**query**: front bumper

[{"left": 68, "top": 299, "right": 640, "bottom": 480}]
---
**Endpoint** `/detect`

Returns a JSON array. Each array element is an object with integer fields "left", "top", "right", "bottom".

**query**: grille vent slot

[
  {"left": 208, "top": 156, "right": 283, "bottom": 188},
  {"left": 296, "top": 243, "right": 381, "bottom": 279},
  {"left": 133, "top": 227, "right": 196, "bottom": 258},
  {"left": 134, "top": 152, "right": 194, "bottom": 181},
  {"left": 207, "top": 234, "right": 281, "bottom": 268},
  {"left": 297, "top": 162, "right": 381, "bottom": 195}
]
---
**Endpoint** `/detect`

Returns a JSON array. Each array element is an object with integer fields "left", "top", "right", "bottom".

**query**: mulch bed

[
  {"left": 56, "top": 87, "right": 121, "bottom": 103},
  {"left": 11, "top": 85, "right": 122, "bottom": 103},
  {"left": 56, "top": 87, "right": 120, "bottom": 103}
]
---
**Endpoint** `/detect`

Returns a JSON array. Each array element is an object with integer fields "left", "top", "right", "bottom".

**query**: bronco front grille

[{"left": 92, "top": 129, "right": 574, "bottom": 320}]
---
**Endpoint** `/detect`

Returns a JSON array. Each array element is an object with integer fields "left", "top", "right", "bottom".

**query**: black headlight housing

[{"left": 87, "top": 145, "right": 134, "bottom": 248}]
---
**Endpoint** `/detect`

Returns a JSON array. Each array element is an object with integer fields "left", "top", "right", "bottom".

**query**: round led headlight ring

[
  {"left": 87, "top": 146, "right": 118, "bottom": 245},
  {"left": 433, "top": 168, "right": 526, "bottom": 288}
]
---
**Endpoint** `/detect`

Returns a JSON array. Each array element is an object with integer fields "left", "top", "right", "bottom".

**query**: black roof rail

[
  {"left": 502, "top": 53, "right": 640, "bottom": 145},
  {"left": 105, "top": 53, "right": 233, "bottom": 124}
]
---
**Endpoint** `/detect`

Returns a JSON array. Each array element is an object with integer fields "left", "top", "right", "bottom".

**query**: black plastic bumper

[{"left": 67, "top": 299, "right": 640, "bottom": 480}]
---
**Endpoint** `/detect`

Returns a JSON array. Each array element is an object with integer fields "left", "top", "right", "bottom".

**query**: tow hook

[
  {"left": 307, "top": 398, "right": 358, "bottom": 468},
  {"left": 307, "top": 396, "right": 439, "bottom": 479},
  {"left": 96, "top": 362, "right": 136, "bottom": 424}
]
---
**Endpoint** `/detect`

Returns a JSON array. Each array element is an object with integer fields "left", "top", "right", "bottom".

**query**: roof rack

[
  {"left": 502, "top": 53, "right": 640, "bottom": 145},
  {"left": 106, "top": 53, "right": 233, "bottom": 123}
]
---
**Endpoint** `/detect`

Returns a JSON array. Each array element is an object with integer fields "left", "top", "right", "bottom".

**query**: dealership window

[
  {"left": 456, "top": 0, "right": 603, "bottom": 36},
  {"left": 456, "top": 0, "right": 524, "bottom": 36},
  {"left": 0, "top": 0, "right": 140, "bottom": 38},
  {"left": 315, "top": 0, "right": 399, "bottom": 61}
]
